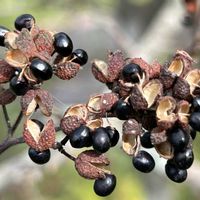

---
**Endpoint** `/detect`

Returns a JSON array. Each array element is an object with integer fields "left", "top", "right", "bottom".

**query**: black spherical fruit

[
  {"left": 53, "top": 32, "right": 73, "bottom": 57},
  {"left": 69, "top": 125, "right": 92, "bottom": 148},
  {"left": 140, "top": 131, "right": 154, "bottom": 148},
  {"left": 190, "top": 127, "right": 196, "bottom": 140},
  {"left": 192, "top": 97, "right": 200, "bottom": 112},
  {"left": 72, "top": 49, "right": 88, "bottom": 66},
  {"left": 165, "top": 160, "right": 187, "bottom": 183},
  {"left": 112, "top": 99, "right": 132, "bottom": 120},
  {"left": 132, "top": 150, "right": 155, "bottom": 173},
  {"left": 30, "top": 58, "right": 53, "bottom": 81},
  {"left": 174, "top": 148, "right": 194, "bottom": 170},
  {"left": 28, "top": 148, "right": 51, "bottom": 165},
  {"left": 122, "top": 63, "right": 143, "bottom": 83},
  {"left": 0, "top": 26, "right": 9, "bottom": 46},
  {"left": 189, "top": 112, "right": 200, "bottom": 131},
  {"left": 92, "top": 127, "right": 111, "bottom": 153},
  {"left": 168, "top": 127, "right": 189, "bottom": 151},
  {"left": 105, "top": 126, "right": 120, "bottom": 147},
  {"left": 14, "top": 14, "right": 35, "bottom": 31},
  {"left": 31, "top": 119, "right": 44, "bottom": 131},
  {"left": 10, "top": 76, "right": 29, "bottom": 96},
  {"left": 93, "top": 174, "right": 116, "bottom": 197}
]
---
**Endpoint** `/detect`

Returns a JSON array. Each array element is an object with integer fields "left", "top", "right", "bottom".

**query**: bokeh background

[{"left": 1, "top": 0, "right": 200, "bottom": 200}]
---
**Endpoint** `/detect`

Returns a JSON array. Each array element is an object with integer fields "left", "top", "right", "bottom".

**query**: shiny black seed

[
  {"left": 31, "top": 119, "right": 44, "bottom": 131},
  {"left": 72, "top": 49, "right": 88, "bottom": 66},
  {"left": 69, "top": 125, "right": 92, "bottom": 148},
  {"left": 0, "top": 26, "right": 9, "bottom": 46},
  {"left": 122, "top": 63, "right": 143, "bottom": 83},
  {"left": 174, "top": 148, "right": 194, "bottom": 170},
  {"left": 112, "top": 99, "right": 132, "bottom": 120},
  {"left": 28, "top": 148, "right": 50, "bottom": 165},
  {"left": 30, "top": 58, "right": 53, "bottom": 81},
  {"left": 105, "top": 126, "right": 120, "bottom": 147},
  {"left": 140, "top": 131, "right": 153, "bottom": 148},
  {"left": 168, "top": 127, "right": 189, "bottom": 151},
  {"left": 53, "top": 32, "right": 73, "bottom": 57},
  {"left": 190, "top": 127, "right": 196, "bottom": 140},
  {"left": 92, "top": 127, "right": 111, "bottom": 153},
  {"left": 132, "top": 150, "right": 155, "bottom": 173},
  {"left": 189, "top": 112, "right": 200, "bottom": 131},
  {"left": 165, "top": 160, "right": 187, "bottom": 183},
  {"left": 14, "top": 14, "right": 35, "bottom": 31},
  {"left": 9, "top": 76, "right": 29, "bottom": 96},
  {"left": 192, "top": 97, "right": 200, "bottom": 112},
  {"left": 93, "top": 174, "right": 116, "bottom": 197}
]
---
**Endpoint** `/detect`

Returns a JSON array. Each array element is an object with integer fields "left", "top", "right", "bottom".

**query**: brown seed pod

[
  {"left": 54, "top": 61, "right": 80, "bottom": 80},
  {"left": 63, "top": 104, "right": 88, "bottom": 121},
  {"left": 149, "top": 60, "right": 161, "bottom": 79},
  {"left": 0, "top": 60, "right": 15, "bottom": 83},
  {"left": 87, "top": 93, "right": 119, "bottom": 115},
  {"left": 60, "top": 115, "right": 86, "bottom": 135},
  {"left": 86, "top": 118, "right": 103, "bottom": 131},
  {"left": 122, "top": 119, "right": 141, "bottom": 156},
  {"left": 150, "top": 127, "right": 167, "bottom": 145},
  {"left": 75, "top": 150, "right": 110, "bottom": 180},
  {"left": 4, "top": 31, "right": 18, "bottom": 49},
  {"left": 0, "top": 88, "right": 16, "bottom": 105},
  {"left": 107, "top": 50, "right": 125, "bottom": 82},
  {"left": 156, "top": 96, "right": 177, "bottom": 130},
  {"left": 117, "top": 79, "right": 133, "bottom": 97},
  {"left": 184, "top": 69, "right": 200, "bottom": 96},
  {"left": 154, "top": 141, "right": 174, "bottom": 159},
  {"left": 91, "top": 59, "right": 109, "bottom": 83},
  {"left": 173, "top": 77, "right": 191, "bottom": 100},
  {"left": 23, "top": 119, "right": 56, "bottom": 152}
]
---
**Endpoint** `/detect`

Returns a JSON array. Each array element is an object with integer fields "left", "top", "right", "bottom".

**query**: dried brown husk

[
  {"left": 117, "top": 79, "right": 133, "bottom": 97},
  {"left": 0, "top": 88, "right": 16, "bottom": 105},
  {"left": 168, "top": 59, "right": 184, "bottom": 76},
  {"left": 184, "top": 69, "right": 200, "bottom": 96},
  {"left": 0, "top": 60, "right": 15, "bottom": 83},
  {"left": 86, "top": 119, "right": 103, "bottom": 130},
  {"left": 4, "top": 31, "right": 18, "bottom": 49},
  {"left": 154, "top": 141, "right": 174, "bottom": 159},
  {"left": 75, "top": 150, "right": 110, "bottom": 179},
  {"left": 156, "top": 96, "right": 177, "bottom": 129},
  {"left": 150, "top": 127, "right": 167, "bottom": 145}
]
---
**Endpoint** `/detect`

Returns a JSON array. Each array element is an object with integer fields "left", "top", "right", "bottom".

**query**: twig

[
  {"left": 59, "top": 147, "right": 76, "bottom": 161},
  {"left": 0, "top": 137, "right": 24, "bottom": 154},
  {"left": 2, "top": 105, "right": 12, "bottom": 130}
]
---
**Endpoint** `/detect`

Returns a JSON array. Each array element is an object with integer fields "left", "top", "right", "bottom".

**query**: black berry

[
  {"left": 112, "top": 99, "right": 132, "bottom": 120},
  {"left": 53, "top": 32, "right": 73, "bottom": 57},
  {"left": 72, "top": 49, "right": 88, "bottom": 66},
  {"left": 190, "top": 127, "right": 196, "bottom": 140},
  {"left": 69, "top": 125, "right": 92, "bottom": 148},
  {"left": 14, "top": 14, "right": 35, "bottom": 31},
  {"left": 10, "top": 76, "right": 29, "bottom": 96},
  {"left": 92, "top": 127, "right": 111, "bottom": 153},
  {"left": 93, "top": 174, "right": 116, "bottom": 197},
  {"left": 132, "top": 150, "right": 155, "bottom": 173},
  {"left": 168, "top": 127, "right": 189, "bottom": 151},
  {"left": 122, "top": 63, "right": 143, "bottom": 83},
  {"left": 0, "top": 26, "right": 9, "bottom": 46},
  {"left": 191, "top": 97, "right": 200, "bottom": 112},
  {"left": 140, "top": 131, "right": 153, "bottom": 148},
  {"left": 30, "top": 58, "right": 53, "bottom": 81},
  {"left": 105, "top": 126, "right": 120, "bottom": 147},
  {"left": 28, "top": 148, "right": 50, "bottom": 165},
  {"left": 165, "top": 160, "right": 187, "bottom": 183},
  {"left": 174, "top": 148, "right": 194, "bottom": 170},
  {"left": 189, "top": 112, "right": 200, "bottom": 131}
]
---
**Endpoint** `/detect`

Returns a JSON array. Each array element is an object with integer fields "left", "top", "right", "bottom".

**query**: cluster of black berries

[{"left": 0, "top": 14, "right": 88, "bottom": 97}]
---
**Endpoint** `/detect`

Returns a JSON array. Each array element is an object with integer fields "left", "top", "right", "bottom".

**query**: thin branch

[
  {"left": 0, "top": 137, "right": 24, "bottom": 154},
  {"left": 2, "top": 105, "right": 12, "bottom": 130}
]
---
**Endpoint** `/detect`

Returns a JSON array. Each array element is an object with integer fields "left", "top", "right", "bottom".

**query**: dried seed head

[
  {"left": 63, "top": 104, "right": 88, "bottom": 121},
  {"left": 0, "top": 60, "right": 15, "bottom": 83},
  {"left": 168, "top": 59, "right": 184, "bottom": 76},
  {"left": 122, "top": 119, "right": 141, "bottom": 155},
  {"left": 149, "top": 60, "right": 161, "bottom": 79},
  {"left": 117, "top": 79, "right": 133, "bottom": 97},
  {"left": 154, "top": 141, "right": 174, "bottom": 159},
  {"left": 173, "top": 77, "right": 191, "bottom": 100},
  {"left": 91, "top": 59, "right": 109, "bottom": 83},
  {"left": 107, "top": 50, "right": 125, "bottom": 82},
  {"left": 87, "top": 93, "right": 119, "bottom": 115},
  {"left": 184, "top": 69, "right": 200, "bottom": 96},
  {"left": 60, "top": 115, "right": 86, "bottom": 135},
  {"left": 0, "top": 88, "right": 16, "bottom": 105},
  {"left": 54, "top": 61, "right": 80, "bottom": 80},
  {"left": 23, "top": 119, "right": 56, "bottom": 151},
  {"left": 75, "top": 150, "right": 110, "bottom": 179},
  {"left": 86, "top": 118, "right": 103, "bottom": 130},
  {"left": 150, "top": 127, "right": 167, "bottom": 145},
  {"left": 156, "top": 96, "right": 177, "bottom": 129},
  {"left": 4, "top": 31, "right": 18, "bottom": 49}
]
